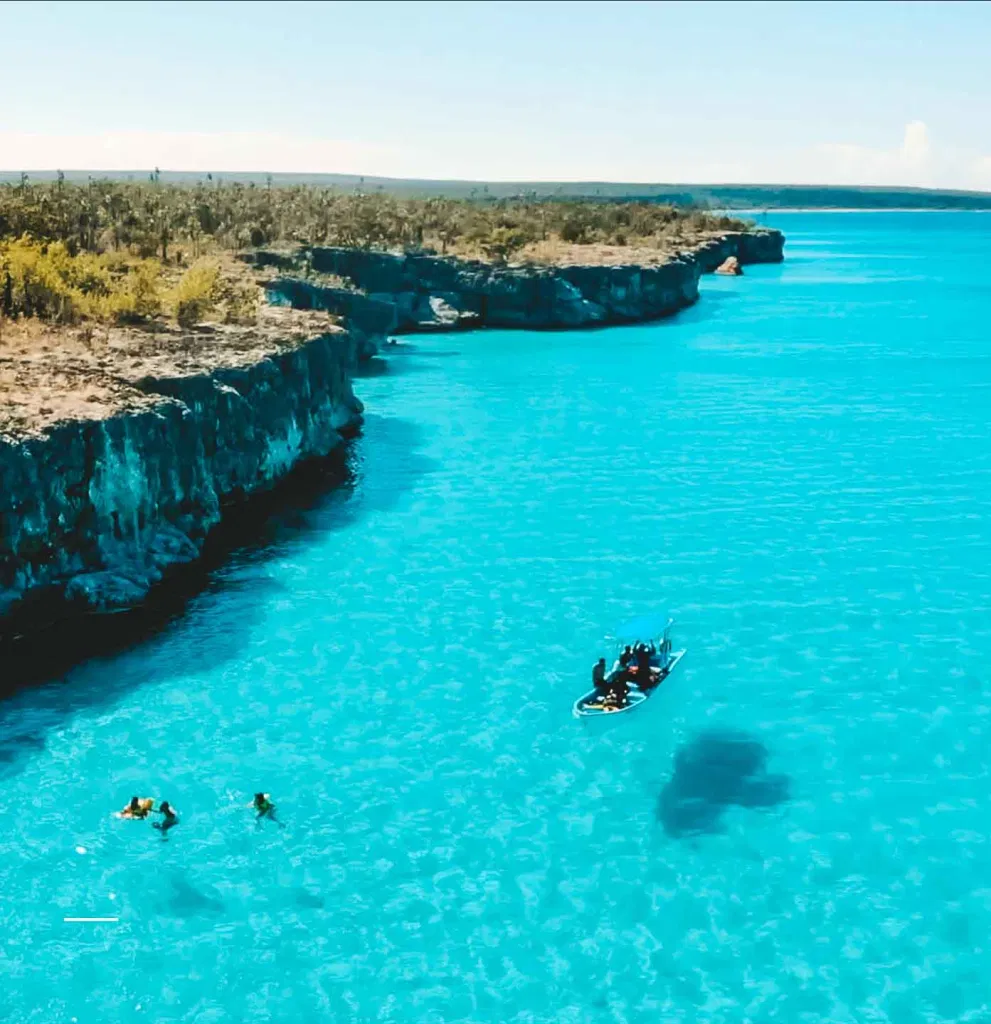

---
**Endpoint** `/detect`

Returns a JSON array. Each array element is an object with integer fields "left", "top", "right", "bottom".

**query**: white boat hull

[{"left": 572, "top": 649, "right": 686, "bottom": 719}]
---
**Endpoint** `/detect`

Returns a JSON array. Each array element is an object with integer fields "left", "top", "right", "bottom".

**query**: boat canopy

[{"left": 610, "top": 613, "right": 673, "bottom": 644}]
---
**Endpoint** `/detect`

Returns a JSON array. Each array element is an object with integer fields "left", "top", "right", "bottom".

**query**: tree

[{"left": 481, "top": 226, "right": 527, "bottom": 263}]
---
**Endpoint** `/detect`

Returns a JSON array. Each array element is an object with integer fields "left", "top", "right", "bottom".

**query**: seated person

[
  {"left": 635, "top": 645, "right": 652, "bottom": 685},
  {"left": 606, "top": 674, "right": 630, "bottom": 708},
  {"left": 618, "top": 645, "right": 633, "bottom": 668},
  {"left": 592, "top": 658, "right": 608, "bottom": 694}
]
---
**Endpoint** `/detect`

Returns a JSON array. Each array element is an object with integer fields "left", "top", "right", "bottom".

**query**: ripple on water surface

[{"left": 2, "top": 213, "right": 991, "bottom": 1022}]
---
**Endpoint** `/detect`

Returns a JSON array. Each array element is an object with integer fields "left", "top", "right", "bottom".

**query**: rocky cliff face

[
  {"left": 0, "top": 328, "right": 362, "bottom": 624},
  {"left": 1, "top": 229, "right": 783, "bottom": 635},
  {"left": 262, "top": 229, "right": 784, "bottom": 335}
]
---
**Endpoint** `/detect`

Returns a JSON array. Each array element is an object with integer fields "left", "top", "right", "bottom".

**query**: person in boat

[
  {"left": 603, "top": 662, "right": 630, "bottom": 706},
  {"left": 618, "top": 645, "right": 634, "bottom": 669},
  {"left": 635, "top": 644, "right": 662, "bottom": 690},
  {"left": 119, "top": 796, "right": 154, "bottom": 819},
  {"left": 592, "top": 658, "right": 608, "bottom": 695},
  {"left": 152, "top": 801, "right": 179, "bottom": 834},
  {"left": 609, "top": 677, "right": 630, "bottom": 707},
  {"left": 635, "top": 644, "right": 652, "bottom": 685}
]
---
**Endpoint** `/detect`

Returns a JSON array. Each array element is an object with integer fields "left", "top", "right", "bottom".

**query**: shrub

[
  {"left": 0, "top": 237, "right": 103, "bottom": 322},
  {"left": 220, "top": 279, "right": 260, "bottom": 325},
  {"left": 171, "top": 260, "right": 220, "bottom": 326},
  {"left": 559, "top": 217, "right": 588, "bottom": 244},
  {"left": 480, "top": 226, "right": 528, "bottom": 263},
  {"left": 112, "top": 259, "right": 162, "bottom": 322}
]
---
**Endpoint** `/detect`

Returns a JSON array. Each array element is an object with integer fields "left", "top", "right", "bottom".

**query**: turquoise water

[{"left": 3, "top": 212, "right": 991, "bottom": 1022}]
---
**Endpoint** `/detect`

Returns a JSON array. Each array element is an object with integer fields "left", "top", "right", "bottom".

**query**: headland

[{"left": 0, "top": 181, "right": 783, "bottom": 642}]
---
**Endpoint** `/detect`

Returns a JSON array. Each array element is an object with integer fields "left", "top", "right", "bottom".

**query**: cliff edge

[
  {"left": 0, "top": 308, "right": 362, "bottom": 626},
  {"left": 258, "top": 229, "right": 784, "bottom": 336},
  {"left": 1, "top": 227, "right": 784, "bottom": 634}
]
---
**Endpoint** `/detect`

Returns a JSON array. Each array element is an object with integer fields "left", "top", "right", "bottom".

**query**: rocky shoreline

[
  {"left": 258, "top": 229, "right": 783, "bottom": 335},
  {"left": 0, "top": 313, "right": 362, "bottom": 633},
  {"left": 0, "top": 229, "right": 783, "bottom": 642}
]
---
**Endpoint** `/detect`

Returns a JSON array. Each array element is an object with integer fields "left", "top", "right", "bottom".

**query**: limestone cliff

[
  {"left": 1, "top": 228, "right": 784, "bottom": 635},
  {"left": 261, "top": 229, "right": 784, "bottom": 335},
  {"left": 0, "top": 320, "right": 362, "bottom": 625}
]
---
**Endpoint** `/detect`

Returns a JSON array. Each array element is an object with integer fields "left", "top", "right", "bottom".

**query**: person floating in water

[
  {"left": 152, "top": 801, "right": 179, "bottom": 836},
  {"left": 250, "top": 792, "right": 284, "bottom": 827},
  {"left": 119, "top": 796, "right": 154, "bottom": 819}
]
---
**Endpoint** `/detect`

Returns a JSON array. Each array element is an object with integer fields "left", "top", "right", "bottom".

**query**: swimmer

[
  {"left": 119, "top": 796, "right": 154, "bottom": 819},
  {"left": 152, "top": 800, "right": 179, "bottom": 836},
  {"left": 250, "top": 792, "right": 284, "bottom": 827}
]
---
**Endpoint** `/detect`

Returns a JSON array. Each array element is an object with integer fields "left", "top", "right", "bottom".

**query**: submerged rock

[{"left": 65, "top": 571, "right": 151, "bottom": 612}]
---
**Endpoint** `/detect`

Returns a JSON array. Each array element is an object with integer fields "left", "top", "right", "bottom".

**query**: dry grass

[
  {"left": 512, "top": 238, "right": 697, "bottom": 267},
  {"left": 0, "top": 303, "right": 343, "bottom": 441}
]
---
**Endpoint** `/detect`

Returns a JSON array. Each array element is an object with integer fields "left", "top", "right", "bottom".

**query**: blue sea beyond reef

[{"left": 2, "top": 212, "right": 990, "bottom": 1023}]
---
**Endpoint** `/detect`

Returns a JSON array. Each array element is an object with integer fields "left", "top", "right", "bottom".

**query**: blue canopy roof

[{"left": 610, "top": 613, "right": 672, "bottom": 643}]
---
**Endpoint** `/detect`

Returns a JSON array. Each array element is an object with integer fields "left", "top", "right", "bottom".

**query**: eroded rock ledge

[
  {"left": 257, "top": 229, "right": 784, "bottom": 336},
  {"left": 0, "top": 229, "right": 784, "bottom": 635},
  {"left": 0, "top": 310, "right": 362, "bottom": 625}
]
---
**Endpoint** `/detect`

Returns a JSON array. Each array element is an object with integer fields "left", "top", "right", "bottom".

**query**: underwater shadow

[
  {"left": 163, "top": 872, "right": 226, "bottom": 918},
  {"left": 354, "top": 346, "right": 463, "bottom": 379},
  {"left": 657, "top": 729, "right": 790, "bottom": 838},
  {"left": 663, "top": 290, "right": 742, "bottom": 328},
  {"left": 0, "top": 414, "right": 437, "bottom": 728}
]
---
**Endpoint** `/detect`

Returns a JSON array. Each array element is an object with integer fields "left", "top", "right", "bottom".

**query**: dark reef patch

[{"left": 657, "top": 730, "right": 789, "bottom": 838}]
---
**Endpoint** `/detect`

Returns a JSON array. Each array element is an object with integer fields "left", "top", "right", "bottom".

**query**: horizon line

[{"left": 1, "top": 169, "right": 990, "bottom": 197}]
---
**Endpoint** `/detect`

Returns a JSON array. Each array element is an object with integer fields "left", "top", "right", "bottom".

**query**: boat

[{"left": 573, "top": 614, "right": 686, "bottom": 718}]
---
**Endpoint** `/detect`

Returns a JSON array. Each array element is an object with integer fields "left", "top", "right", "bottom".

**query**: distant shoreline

[
  {"left": 2, "top": 170, "right": 989, "bottom": 210},
  {"left": 727, "top": 207, "right": 991, "bottom": 215}
]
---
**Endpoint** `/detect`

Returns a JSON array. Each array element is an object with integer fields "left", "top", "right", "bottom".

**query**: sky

[{"left": 2, "top": 0, "right": 990, "bottom": 189}]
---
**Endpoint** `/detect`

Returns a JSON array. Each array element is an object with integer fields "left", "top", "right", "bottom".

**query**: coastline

[
  {"left": 0, "top": 311, "right": 363, "bottom": 641},
  {"left": 720, "top": 207, "right": 991, "bottom": 215},
  {"left": 261, "top": 229, "right": 784, "bottom": 336},
  {"left": 0, "top": 229, "right": 784, "bottom": 657}
]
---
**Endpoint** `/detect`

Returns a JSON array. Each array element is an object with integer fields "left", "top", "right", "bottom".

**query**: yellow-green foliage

[
  {"left": 0, "top": 236, "right": 110, "bottom": 322},
  {"left": 117, "top": 259, "right": 163, "bottom": 321},
  {"left": 170, "top": 261, "right": 220, "bottom": 327},
  {"left": 0, "top": 236, "right": 165, "bottom": 324}
]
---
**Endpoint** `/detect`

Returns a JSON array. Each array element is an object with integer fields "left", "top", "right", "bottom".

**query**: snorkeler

[
  {"left": 250, "top": 792, "right": 284, "bottom": 827},
  {"left": 119, "top": 796, "right": 154, "bottom": 819},
  {"left": 152, "top": 801, "right": 179, "bottom": 835}
]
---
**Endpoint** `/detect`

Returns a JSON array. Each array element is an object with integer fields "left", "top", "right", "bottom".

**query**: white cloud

[
  {"left": 0, "top": 131, "right": 397, "bottom": 175},
  {"left": 969, "top": 155, "right": 991, "bottom": 191},
  {"left": 812, "top": 120, "right": 935, "bottom": 187},
  {"left": 807, "top": 120, "right": 991, "bottom": 191}
]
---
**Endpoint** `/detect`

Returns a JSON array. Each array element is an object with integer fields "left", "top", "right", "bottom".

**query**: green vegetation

[
  {"left": 5, "top": 171, "right": 990, "bottom": 208},
  {"left": 172, "top": 261, "right": 219, "bottom": 327},
  {"left": 0, "top": 236, "right": 160, "bottom": 323},
  {"left": 0, "top": 238, "right": 257, "bottom": 327},
  {"left": 0, "top": 176, "right": 752, "bottom": 328},
  {"left": 0, "top": 176, "right": 747, "bottom": 258}
]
